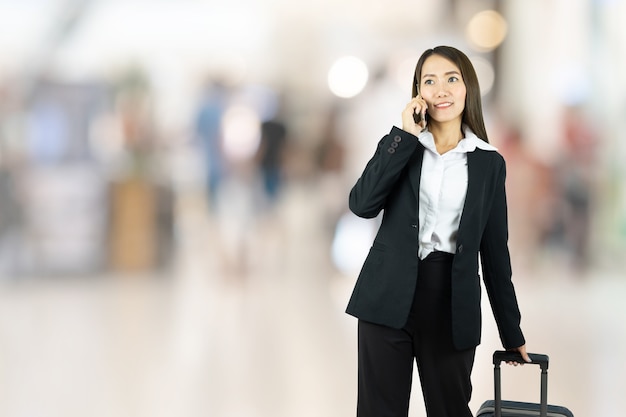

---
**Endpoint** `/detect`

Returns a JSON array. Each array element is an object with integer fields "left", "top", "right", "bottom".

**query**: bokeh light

[
  {"left": 327, "top": 56, "right": 369, "bottom": 98},
  {"left": 466, "top": 10, "right": 508, "bottom": 52}
]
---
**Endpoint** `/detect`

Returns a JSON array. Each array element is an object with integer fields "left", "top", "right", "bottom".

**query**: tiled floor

[{"left": 0, "top": 186, "right": 624, "bottom": 417}]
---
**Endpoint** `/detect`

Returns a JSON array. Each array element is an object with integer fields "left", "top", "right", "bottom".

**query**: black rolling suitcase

[{"left": 476, "top": 350, "right": 574, "bottom": 417}]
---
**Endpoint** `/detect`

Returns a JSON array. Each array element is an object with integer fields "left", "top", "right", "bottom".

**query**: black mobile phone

[{"left": 413, "top": 111, "right": 424, "bottom": 125}]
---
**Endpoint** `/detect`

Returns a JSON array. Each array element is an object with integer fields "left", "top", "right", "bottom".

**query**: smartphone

[{"left": 413, "top": 111, "right": 426, "bottom": 125}]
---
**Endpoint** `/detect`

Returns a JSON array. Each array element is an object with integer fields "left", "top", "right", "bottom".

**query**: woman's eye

[
  {"left": 424, "top": 79, "right": 434, "bottom": 85},
  {"left": 448, "top": 76, "right": 459, "bottom": 83}
]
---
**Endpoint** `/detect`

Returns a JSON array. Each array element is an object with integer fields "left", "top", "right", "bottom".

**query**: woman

[{"left": 346, "top": 46, "right": 531, "bottom": 417}]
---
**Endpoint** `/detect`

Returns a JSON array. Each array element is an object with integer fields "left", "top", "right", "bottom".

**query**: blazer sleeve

[
  {"left": 479, "top": 157, "right": 526, "bottom": 350},
  {"left": 349, "top": 126, "right": 419, "bottom": 219}
]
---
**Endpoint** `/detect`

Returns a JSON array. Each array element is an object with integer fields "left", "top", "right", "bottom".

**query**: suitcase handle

[
  {"left": 492, "top": 351, "right": 549, "bottom": 417},
  {"left": 493, "top": 350, "right": 549, "bottom": 371}
]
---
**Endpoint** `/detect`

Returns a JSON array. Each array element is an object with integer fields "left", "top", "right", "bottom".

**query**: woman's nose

[{"left": 436, "top": 85, "right": 450, "bottom": 96}]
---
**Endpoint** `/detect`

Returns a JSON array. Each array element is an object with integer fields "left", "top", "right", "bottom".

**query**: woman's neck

[{"left": 429, "top": 121, "right": 464, "bottom": 155}]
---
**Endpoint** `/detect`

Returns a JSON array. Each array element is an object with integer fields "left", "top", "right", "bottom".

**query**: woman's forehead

[{"left": 420, "top": 55, "right": 460, "bottom": 77}]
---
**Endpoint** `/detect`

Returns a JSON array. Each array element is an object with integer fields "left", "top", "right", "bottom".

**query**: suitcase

[{"left": 476, "top": 350, "right": 574, "bottom": 417}]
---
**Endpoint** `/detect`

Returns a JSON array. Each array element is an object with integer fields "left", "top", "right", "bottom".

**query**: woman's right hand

[{"left": 402, "top": 96, "right": 428, "bottom": 136}]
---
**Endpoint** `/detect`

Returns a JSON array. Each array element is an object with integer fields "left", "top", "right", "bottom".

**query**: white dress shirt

[{"left": 416, "top": 127, "right": 498, "bottom": 260}]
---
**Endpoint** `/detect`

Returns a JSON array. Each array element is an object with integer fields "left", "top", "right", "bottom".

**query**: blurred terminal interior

[{"left": 0, "top": 1, "right": 625, "bottom": 417}]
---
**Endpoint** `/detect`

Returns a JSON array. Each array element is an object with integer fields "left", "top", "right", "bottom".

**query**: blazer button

[
  {"left": 393, "top": 135, "right": 402, "bottom": 142},
  {"left": 457, "top": 244, "right": 464, "bottom": 254},
  {"left": 387, "top": 147, "right": 396, "bottom": 154},
  {"left": 391, "top": 141, "right": 399, "bottom": 148}
]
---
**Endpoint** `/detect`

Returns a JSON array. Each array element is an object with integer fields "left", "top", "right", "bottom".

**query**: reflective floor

[{"left": 0, "top": 185, "right": 625, "bottom": 417}]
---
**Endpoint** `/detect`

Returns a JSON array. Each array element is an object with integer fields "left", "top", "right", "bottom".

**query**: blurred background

[{"left": 0, "top": 0, "right": 625, "bottom": 416}]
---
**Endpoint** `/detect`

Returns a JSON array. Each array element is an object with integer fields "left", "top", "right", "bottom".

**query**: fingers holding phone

[{"left": 402, "top": 96, "right": 428, "bottom": 136}]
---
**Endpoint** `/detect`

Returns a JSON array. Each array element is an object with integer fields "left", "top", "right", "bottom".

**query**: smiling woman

[{"left": 345, "top": 45, "right": 530, "bottom": 417}]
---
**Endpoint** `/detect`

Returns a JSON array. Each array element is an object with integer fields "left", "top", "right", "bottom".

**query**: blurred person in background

[
  {"left": 316, "top": 102, "right": 347, "bottom": 235},
  {"left": 546, "top": 105, "right": 597, "bottom": 272},
  {"left": 195, "top": 79, "right": 229, "bottom": 212},
  {"left": 0, "top": 83, "right": 21, "bottom": 276},
  {"left": 345, "top": 46, "right": 530, "bottom": 417},
  {"left": 496, "top": 122, "right": 554, "bottom": 273},
  {"left": 256, "top": 114, "right": 288, "bottom": 209},
  {"left": 0, "top": 151, "right": 21, "bottom": 276}
]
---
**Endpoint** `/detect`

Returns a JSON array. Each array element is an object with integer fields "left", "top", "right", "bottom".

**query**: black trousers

[{"left": 357, "top": 251, "right": 476, "bottom": 417}]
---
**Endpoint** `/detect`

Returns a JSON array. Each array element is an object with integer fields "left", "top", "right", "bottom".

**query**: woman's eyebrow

[{"left": 422, "top": 71, "right": 461, "bottom": 79}]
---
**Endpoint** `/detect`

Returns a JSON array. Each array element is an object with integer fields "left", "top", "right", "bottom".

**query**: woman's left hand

[{"left": 506, "top": 344, "right": 532, "bottom": 366}]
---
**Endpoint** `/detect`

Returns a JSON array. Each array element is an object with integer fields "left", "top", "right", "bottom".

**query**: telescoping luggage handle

[{"left": 492, "top": 351, "right": 550, "bottom": 417}]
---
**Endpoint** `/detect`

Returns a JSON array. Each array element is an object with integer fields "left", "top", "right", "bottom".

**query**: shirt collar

[{"left": 417, "top": 125, "right": 497, "bottom": 154}]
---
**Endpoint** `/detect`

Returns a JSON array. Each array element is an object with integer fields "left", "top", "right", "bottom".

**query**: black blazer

[{"left": 346, "top": 126, "right": 525, "bottom": 351}]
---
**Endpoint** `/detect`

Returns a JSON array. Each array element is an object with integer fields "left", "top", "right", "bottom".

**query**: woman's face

[{"left": 418, "top": 54, "right": 466, "bottom": 125}]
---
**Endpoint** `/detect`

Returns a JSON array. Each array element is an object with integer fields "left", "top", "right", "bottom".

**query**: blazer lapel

[
  {"left": 458, "top": 150, "right": 489, "bottom": 236},
  {"left": 408, "top": 143, "right": 425, "bottom": 200}
]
